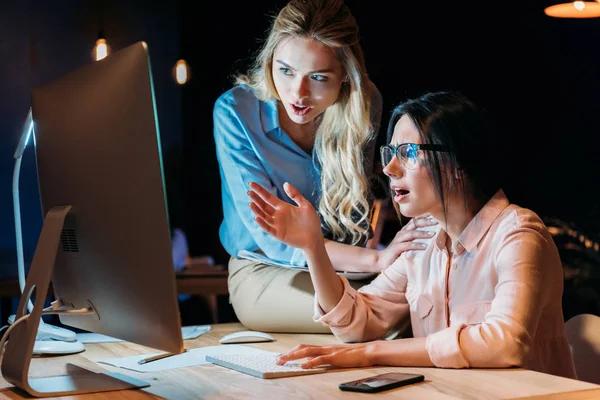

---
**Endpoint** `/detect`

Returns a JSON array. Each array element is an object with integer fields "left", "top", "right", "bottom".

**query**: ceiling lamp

[
  {"left": 544, "top": 1, "right": 600, "bottom": 18},
  {"left": 93, "top": 31, "right": 110, "bottom": 61},
  {"left": 173, "top": 59, "right": 191, "bottom": 85}
]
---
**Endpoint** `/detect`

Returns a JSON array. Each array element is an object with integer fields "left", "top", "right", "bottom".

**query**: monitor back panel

[{"left": 31, "top": 42, "right": 183, "bottom": 354}]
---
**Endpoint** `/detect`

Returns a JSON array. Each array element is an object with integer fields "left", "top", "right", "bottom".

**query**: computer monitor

[{"left": 1, "top": 41, "right": 184, "bottom": 397}]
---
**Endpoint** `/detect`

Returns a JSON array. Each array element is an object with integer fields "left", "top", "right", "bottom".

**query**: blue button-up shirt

[{"left": 214, "top": 84, "right": 381, "bottom": 267}]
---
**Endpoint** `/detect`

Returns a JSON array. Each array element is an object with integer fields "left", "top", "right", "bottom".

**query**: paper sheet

[
  {"left": 98, "top": 345, "right": 278, "bottom": 372},
  {"left": 77, "top": 333, "right": 124, "bottom": 344},
  {"left": 77, "top": 325, "right": 211, "bottom": 344},
  {"left": 181, "top": 325, "right": 211, "bottom": 339}
]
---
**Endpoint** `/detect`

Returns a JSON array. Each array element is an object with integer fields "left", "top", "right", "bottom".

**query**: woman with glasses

[
  {"left": 248, "top": 91, "right": 577, "bottom": 378},
  {"left": 213, "top": 0, "right": 435, "bottom": 333}
]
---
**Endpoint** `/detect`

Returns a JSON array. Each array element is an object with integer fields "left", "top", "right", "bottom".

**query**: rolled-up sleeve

[
  {"left": 426, "top": 225, "right": 547, "bottom": 369},
  {"left": 313, "top": 257, "right": 411, "bottom": 343},
  {"left": 213, "top": 96, "right": 305, "bottom": 266}
]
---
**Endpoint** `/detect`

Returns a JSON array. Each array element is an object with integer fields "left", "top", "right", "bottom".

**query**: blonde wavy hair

[{"left": 235, "top": 0, "right": 374, "bottom": 245}]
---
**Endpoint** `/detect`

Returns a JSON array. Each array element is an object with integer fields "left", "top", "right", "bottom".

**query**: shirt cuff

[
  {"left": 313, "top": 276, "right": 358, "bottom": 327},
  {"left": 289, "top": 247, "right": 307, "bottom": 267},
  {"left": 426, "top": 325, "right": 470, "bottom": 368}
]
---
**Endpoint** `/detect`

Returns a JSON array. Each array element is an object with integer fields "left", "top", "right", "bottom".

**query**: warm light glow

[
  {"left": 94, "top": 38, "right": 109, "bottom": 61},
  {"left": 174, "top": 59, "right": 190, "bottom": 84},
  {"left": 547, "top": 227, "right": 563, "bottom": 236},
  {"left": 544, "top": 1, "right": 600, "bottom": 18}
]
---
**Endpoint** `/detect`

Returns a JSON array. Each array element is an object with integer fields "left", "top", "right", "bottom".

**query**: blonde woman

[{"left": 213, "top": 0, "right": 436, "bottom": 333}]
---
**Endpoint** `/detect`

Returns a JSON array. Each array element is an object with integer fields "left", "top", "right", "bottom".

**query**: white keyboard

[{"left": 206, "top": 353, "right": 328, "bottom": 379}]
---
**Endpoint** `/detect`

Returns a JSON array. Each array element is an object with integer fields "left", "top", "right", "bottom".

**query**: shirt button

[{"left": 453, "top": 263, "right": 458, "bottom": 269}]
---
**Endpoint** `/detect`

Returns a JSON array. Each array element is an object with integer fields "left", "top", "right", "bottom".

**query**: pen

[{"left": 138, "top": 349, "right": 187, "bottom": 365}]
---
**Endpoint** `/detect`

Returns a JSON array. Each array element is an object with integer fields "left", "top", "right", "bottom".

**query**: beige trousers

[{"left": 227, "top": 257, "right": 369, "bottom": 333}]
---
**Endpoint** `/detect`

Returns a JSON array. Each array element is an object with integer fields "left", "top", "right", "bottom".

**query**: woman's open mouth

[
  {"left": 290, "top": 104, "right": 312, "bottom": 116},
  {"left": 393, "top": 188, "right": 410, "bottom": 202}
]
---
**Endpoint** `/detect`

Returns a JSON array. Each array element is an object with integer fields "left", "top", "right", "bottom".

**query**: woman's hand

[
  {"left": 276, "top": 343, "right": 375, "bottom": 369},
  {"left": 375, "top": 215, "right": 438, "bottom": 271},
  {"left": 248, "top": 181, "right": 323, "bottom": 251}
]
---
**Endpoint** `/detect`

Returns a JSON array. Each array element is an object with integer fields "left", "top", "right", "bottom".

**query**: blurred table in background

[{"left": 0, "top": 259, "right": 229, "bottom": 324}]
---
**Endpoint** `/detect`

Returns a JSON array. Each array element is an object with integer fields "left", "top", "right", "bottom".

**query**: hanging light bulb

[
  {"left": 92, "top": 31, "right": 110, "bottom": 61},
  {"left": 173, "top": 59, "right": 191, "bottom": 85},
  {"left": 94, "top": 38, "right": 108, "bottom": 61},
  {"left": 544, "top": 1, "right": 600, "bottom": 18}
]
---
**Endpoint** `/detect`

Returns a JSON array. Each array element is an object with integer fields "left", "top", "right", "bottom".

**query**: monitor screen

[{"left": 29, "top": 41, "right": 183, "bottom": 354}]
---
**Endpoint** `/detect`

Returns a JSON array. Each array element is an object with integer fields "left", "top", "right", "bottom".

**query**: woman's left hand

[{"left": 276, "top": 343, "right": 374, "bottom": 369}]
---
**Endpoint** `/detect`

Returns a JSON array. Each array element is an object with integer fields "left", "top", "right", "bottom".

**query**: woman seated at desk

[{"left": 247, "top": 90, "right": 577, "bottom": 379}]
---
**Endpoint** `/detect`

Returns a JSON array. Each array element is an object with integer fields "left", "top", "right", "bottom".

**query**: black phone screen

[{"left": 339, "top": 372, "right": 425, "bottom": 393}]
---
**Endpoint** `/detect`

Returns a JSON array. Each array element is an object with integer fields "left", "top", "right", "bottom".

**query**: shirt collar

[
  {"left": 261, "top": 97, "right": 280, "bottom": 134},
  {"left": 435, "top": 189, "right": 510, "bottom": 254}
]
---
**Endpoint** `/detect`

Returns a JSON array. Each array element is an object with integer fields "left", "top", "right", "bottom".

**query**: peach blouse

[{"left": 314, "top": 190, "right": 577, "bottom": 379}]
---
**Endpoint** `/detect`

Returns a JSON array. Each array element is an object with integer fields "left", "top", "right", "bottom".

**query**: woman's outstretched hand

[
  {"left": 248, "top": 181, "right": 323, "bottom": 251},
  {"left": 276, "top": 343, "right": 374, "bottom": 369}
]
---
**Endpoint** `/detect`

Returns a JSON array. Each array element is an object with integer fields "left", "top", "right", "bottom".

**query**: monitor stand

[
  {"left": 12, "top": 107, "right": 86, "bottom": 357},
  {"left": 0, "top": 205, "right": 150, "bottom": 398}
]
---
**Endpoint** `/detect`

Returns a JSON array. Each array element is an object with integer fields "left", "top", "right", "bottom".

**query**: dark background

[
  {"left": 181, "top": 0, "right": 600, "bottom": 265},
  {"left": 1, "top": 1, "right": 599, "bottom": 321}
]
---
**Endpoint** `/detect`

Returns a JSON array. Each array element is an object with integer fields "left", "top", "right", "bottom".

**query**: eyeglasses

[{"left": 380, "top": 143, "right": 449, "bottom": 169}]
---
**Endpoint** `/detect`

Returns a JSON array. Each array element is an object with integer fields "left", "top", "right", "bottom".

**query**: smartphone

[{"left": 339, "top": 372, "right": 425, "bottom": 393}]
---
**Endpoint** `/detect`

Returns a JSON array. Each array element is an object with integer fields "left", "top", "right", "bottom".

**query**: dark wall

[
  {"left": 180, "top": 1, "right": 286, "bottom": 263},
  {"left": 180, "top": 1, "right": 600, "bottom": 263},
  {"left": 0, "top": 1, "right": 182, "bottom": 275}
]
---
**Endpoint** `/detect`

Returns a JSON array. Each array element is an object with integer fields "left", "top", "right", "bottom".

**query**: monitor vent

[{"left": 60, "top": 229, "right": 79, "bottom": 252}]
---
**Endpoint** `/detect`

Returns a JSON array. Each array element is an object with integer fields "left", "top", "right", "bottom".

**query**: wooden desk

[{"left": 0, "top": 322, "right": 597, "bottom": 400}]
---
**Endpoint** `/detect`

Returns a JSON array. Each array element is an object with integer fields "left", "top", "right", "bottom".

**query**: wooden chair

[
  {"left": 565, "top": 313, "right": 600, "bottom": 384},
  {"left": 177, "top": 256, "right": 228, "bottom": 323}
]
